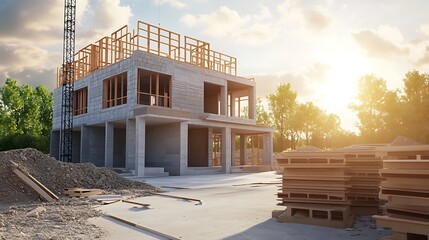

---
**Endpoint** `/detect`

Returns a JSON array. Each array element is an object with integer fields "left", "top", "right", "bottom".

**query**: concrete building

[{"left": 51, "top": 21, "right": 273, "bottom": 176}]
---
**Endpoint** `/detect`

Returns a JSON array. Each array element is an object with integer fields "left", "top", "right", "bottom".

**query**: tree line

[
  {"left": 259, "top": 70, "right": 429, "bottom": 152},
  {"left": 0, "top": 79, "right": 53, "bottom": 153}
]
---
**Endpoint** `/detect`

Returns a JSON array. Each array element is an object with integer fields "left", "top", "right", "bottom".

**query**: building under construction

[{"left": 50, "top": 20, "right": 273, "bottom": 176}]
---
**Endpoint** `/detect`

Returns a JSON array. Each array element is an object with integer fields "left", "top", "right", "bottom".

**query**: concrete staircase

[
  {"left": 185, "top": 167, "right": 223, "bottom": 175},
  {"left": 115, "top": 167, "right": 169, "bottom": 178},
  {"left": 230, "top": 165, "right": 272, "bottom": 173}
]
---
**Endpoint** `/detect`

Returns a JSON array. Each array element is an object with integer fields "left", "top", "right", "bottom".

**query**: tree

[
  {"left": 256, "top": 98, "right": 271, "bottom": 126},
  {"left": 401, "top": 70, "right": 429, "bottom": 142},
  {"left": 0, "top": 79, "right": 53, "bottom": 153},
  {"left": 268, "top": 83, "right": 297, "bottom": 151},
  {"left": 350, "top": 74, "right": 389, "bottom": 143}
]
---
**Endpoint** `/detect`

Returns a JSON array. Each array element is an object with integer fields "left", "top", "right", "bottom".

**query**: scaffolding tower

[{"left": 60, "top": 0, "right": 76, "bottom": 162}]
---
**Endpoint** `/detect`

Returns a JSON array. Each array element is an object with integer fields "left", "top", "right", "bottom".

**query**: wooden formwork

[{"left": 57, "top": 20, "right": 237, "bottom": 86}]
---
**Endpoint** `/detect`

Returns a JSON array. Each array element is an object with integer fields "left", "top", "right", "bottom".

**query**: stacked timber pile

[
  {"left": 373, "top": 159, "right": 429, "bottom": 240},
  {"left": 344, "top": 151, "right": 383, "bottom": 215},
  {"left": 0, "top": 148, "right": 159, "bottom": 206},
  {"left": 274, "top": 152, "right": 354, "bottom": 228}
]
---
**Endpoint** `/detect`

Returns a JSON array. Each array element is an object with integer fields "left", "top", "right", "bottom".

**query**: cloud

[
  {"left": 155, "top": 0, "right": 186, "bottom": 9},
  {"left": 302, "top": 6, "right": 333, "bottom": 33},
  {"left": 416, "top": 46, "right": 429, "bottom": 66},
  {"left": 2, "top": 68, "right": 57, "bottom": 90},
  {"left": 353, "top": 29, "right": 409, "bottom": 58},
  {"left": 180, "top": 6, "right": 279, "bottom": 46},
  {"left": 276, "top": 0, "right": 334, "bottom": 33},
  {"left": 251, "top": 62, "right": 333, "bottom": 101},
  {"left": 419, "top": 24, "right": 429, "bottom": 36},
  {"left": 0, "top": 0, "right": 133, "bottom": 89}
]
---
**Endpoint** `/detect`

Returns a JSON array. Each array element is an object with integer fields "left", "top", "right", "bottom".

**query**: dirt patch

[{"left": 0, "top": 148, "right": 161, "bottom": 239}]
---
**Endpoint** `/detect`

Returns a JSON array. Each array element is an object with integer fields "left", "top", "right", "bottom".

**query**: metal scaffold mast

[{"left": 60, "top": 0, "right": 76, "bottom": 162}]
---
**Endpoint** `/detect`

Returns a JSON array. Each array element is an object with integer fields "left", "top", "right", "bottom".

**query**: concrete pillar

[
  {"left": 230, "top": 93, "right": 235, "bottom": 117},
  {"left": 231, "top": 132, "right": 236, "bottom": 166},
  {"left": 105, "top": 122, "right": 114, "bottom": 168},
  {"left": 249, "top": 87, "right": 256, "bottom": 120},
  {"left": 220, "top": 85, "right": 227, "bottom": 116},
  {"left": 126, "top": 118, "right": 136, "bottom": 170},
  {"left": 221, "top": 127, "right": 232, "bottom": 173},
  {"left": 80, "top": 125, "right": 89, "bottom": 163},
  {"left": 240, "top": 134, "right": 248, "bottom": 165},
  {"left": 208, "top": 127, "right": 213, "bottom": 167},
  {"left": 135, "top": 116, "right": 146, "bottom": 177},
  {"left": 262, "top": 133, "right": 273, "bottom": 166},
  {"left": 179, "top": 122, "right": 188, "bottom": 175}
]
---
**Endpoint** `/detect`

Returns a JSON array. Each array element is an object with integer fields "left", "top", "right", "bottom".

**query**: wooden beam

[{"left": 10, "top": 161, "right": 59, "bottom": 202}]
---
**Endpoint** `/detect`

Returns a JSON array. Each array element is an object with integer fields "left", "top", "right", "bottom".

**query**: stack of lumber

[
  {"left": 275, "top": 152, "right": 354, "bottom": 228},
  {"left": 373, "top": 159, "right": 429, "bottom": 240},
  {"left": 344, "top": 153, "right": 383, "bottom": 214}
]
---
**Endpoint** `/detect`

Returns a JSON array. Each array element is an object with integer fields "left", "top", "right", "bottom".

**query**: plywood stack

[
  {"left": 275, "top": 152, "right": 354, "bottom": 228},
  {"left": 344, "top": 152, "right": 383, "bottom": 215},
  {"left": 373, "top": 159, "right": 429, "bottom": 240}
]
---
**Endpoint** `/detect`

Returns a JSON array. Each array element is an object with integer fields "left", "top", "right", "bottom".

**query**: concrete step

[
  {"left": 144, "top": 167, "right": 169, "bottom": 178},
  {"left": 185, "top": 167, "right": 223, "bottom": 175},
  {"left": 231, "top": 165, "right": 272, "bottom": 173}
]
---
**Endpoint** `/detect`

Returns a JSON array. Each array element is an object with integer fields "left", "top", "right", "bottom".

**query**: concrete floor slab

[{"left": 91, "top": 171, "right": 390, "bottom": 240}]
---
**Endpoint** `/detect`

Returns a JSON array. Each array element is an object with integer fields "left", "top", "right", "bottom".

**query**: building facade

[{"left": 51, "top": 21, "right": 273, "bottom": 176}]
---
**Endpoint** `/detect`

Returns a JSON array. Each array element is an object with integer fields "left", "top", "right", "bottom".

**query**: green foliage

[
  {"left": 265, "top": 83, "right": 348, "bottom": 151},
  {"left": 0, "top": 79, "right": 53, "bottom": 153},
  {"left": 351, "top": 70, "right": 429, "bottom": 143}
]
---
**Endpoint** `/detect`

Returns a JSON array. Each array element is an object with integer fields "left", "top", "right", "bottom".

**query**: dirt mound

[{"left": 0, "top": 148, "right": 159, "bottom": 206}]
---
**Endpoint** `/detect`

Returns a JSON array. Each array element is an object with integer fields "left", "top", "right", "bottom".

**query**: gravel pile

[{"left": 0, "top": 148, "right": 159, "bottom": 206}]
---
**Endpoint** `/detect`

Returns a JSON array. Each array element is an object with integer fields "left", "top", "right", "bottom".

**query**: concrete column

[
  {"left": 220, "top": 85, "right": 227, "bottom": 116},
  {"left": 221, "top": 127, "right": 232, "bottom": 173},
  {"left": 135, "top": 116, "right": 146, "bottom": 177},
  {"left": 262, "top": 133, "right": 273, "bottom": 166},
  {"left": 249, "top": 87, "right": 256, "bottom": 120},
  {"left": 240, "top": 134, "right": 248, "bottom": 165},
  {"left": 126, "top": 118, "right": 136, "bottom": 170},
  {"left": 179, "top": 122, "right": 188, "bottom": 175},
  {"left": 208, "top": 127, "right": 213, "bottom": 167},
  {"left": 105, "top": 122, "right": 114, "bottom": 168},
  {"left": 230, "top": 93, "right": 235, "bottom": 117},
  {"left": 80, "top": 125, "right": 89, "bottom": 163},
  {"left": 231, "top": 132, "right": 236, "bottom": 166}
]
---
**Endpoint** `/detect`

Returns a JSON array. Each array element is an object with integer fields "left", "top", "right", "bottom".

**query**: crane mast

[{"left": 60, "top": 0, "right": 76, "bottom": 162}]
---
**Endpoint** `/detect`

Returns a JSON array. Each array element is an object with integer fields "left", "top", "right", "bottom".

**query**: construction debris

[{"left": 0, "top": 148, "right": 160, "bottom": 206}]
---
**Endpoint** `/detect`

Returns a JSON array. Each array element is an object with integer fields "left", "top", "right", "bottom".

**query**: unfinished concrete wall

[
  {"left": 145, "top": 123, "right": 181, "bottom": 175},
  {"left": 113, "top": 128, "right": 126, "bottom": 168},
  {"left": 72, "top": 131, "right": 81, "bottom": 163},
  {"left": 50, "top": 130, "right": 60, "bottom": 160},
  {"left": 188, "top": 128, "right": 209, "bottom": 167},
  {"left": 87, "top": 126, "right": 105, "bottom": 167}
]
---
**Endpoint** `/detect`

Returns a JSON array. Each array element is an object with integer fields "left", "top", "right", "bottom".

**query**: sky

[{"left": 1, "top": 0, "right": 429, "bottom": 132}]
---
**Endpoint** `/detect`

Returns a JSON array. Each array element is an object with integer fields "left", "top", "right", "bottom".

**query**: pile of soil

[{"left": 0, "top": 148, "right": 159, "bottom": 206}]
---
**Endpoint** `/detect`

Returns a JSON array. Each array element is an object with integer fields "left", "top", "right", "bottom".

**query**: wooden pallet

[
  {"left": 373, "top": 215, "right": 429, "bottom": 240},
  {"left": 277, "top": 203, "right": 354, "bottom": 228},
  {"left": 64, "top": 188, "right": 102, "bottom": 198}
]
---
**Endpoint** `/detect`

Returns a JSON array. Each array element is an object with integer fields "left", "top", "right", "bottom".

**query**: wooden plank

[
  {"left": 10, "top": 161, "right": 59, "bottom": 202},
  {"left": 151, "top": 192, "right": 202, "bottom": 205},
  {"left": 373, "top": 215, "right": 429, "bottom": 237},
  {"left": 122, "top": 199, "right": 150, "bottom": 208},
  {"left": 105, "top": 214, "right": 182, "bottom": 240}
]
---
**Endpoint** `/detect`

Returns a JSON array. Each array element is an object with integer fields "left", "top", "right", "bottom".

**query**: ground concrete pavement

[{"left": 90, "top": 171, "right": 390, "bottom": 240}]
